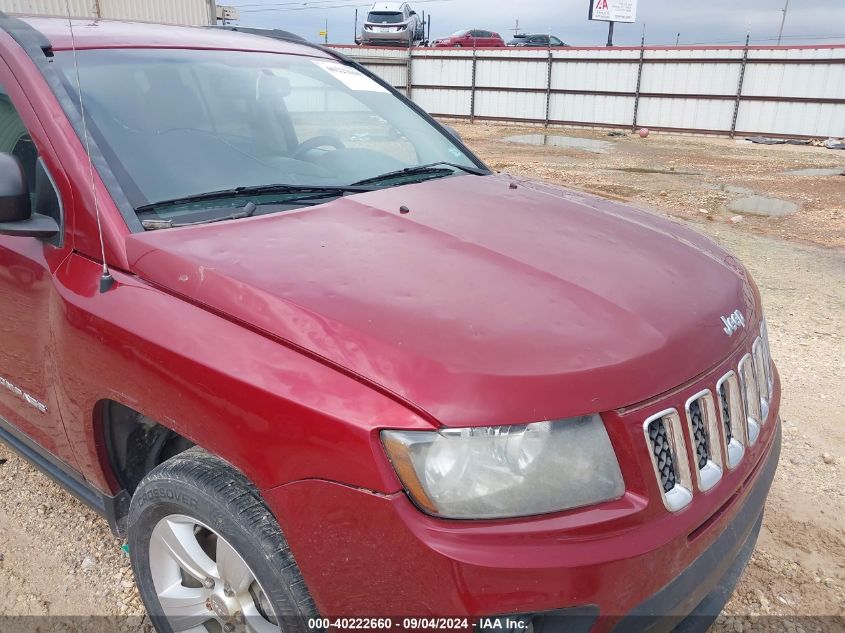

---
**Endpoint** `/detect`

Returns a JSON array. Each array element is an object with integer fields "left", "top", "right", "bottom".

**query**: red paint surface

[
  {"left": 126, "top": 174, "right": 758, "bottom": 427},
  {"left": 432, "top": 32, "right": 506, "bottom": 48},
  {"left": 268, "top": 368, "right": 780, "bottom": 619},
  {"left": 0, "top": 17, "right": 781, "bottom": 620}
]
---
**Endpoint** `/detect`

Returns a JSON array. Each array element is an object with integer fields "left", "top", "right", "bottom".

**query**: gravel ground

[
  {"left": 0, "top": 124, "right": 843, "bottom": 632},
  {"left": 450, "top": 122, "right": 845, "bottom": 249}
]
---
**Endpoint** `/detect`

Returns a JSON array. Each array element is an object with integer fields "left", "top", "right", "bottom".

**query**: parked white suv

[{"left": 360, "top": 2, "right": 424, "bottom": 46}]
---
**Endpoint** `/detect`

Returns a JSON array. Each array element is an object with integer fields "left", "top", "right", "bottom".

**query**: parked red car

[
  {"left": 433, "top": 28, "right": 505, "bottom": 47},
  {"left": 0, "top": 13, "right": 780, "bottom": 633}
]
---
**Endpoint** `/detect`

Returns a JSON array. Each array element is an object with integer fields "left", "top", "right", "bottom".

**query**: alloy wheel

[{"left": 149, "top": 514, "right": 280, "bottom": 633}]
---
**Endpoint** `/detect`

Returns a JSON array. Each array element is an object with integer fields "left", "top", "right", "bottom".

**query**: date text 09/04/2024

[{"left": 308, "top": 618, "right": 501, "bottom": 630}]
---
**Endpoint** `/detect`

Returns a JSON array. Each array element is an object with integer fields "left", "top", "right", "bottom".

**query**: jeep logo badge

[{"left": 721, "top": 309, "right": 746, "bottom": 336}]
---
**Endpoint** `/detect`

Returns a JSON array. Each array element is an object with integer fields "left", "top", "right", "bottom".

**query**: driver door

[{"left": 0, "top": 58, "right": 78, "bottom": 468}]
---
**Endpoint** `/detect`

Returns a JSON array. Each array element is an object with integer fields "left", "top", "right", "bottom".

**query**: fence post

[
  {"left": 730, "top": 34, "right": 750, "bottom": 138},
  {"left": 406, "top": 41, "right": 413, "bottom": 100},
  {"left": 631, "top": 34, "right": 645, "bottom": 131},
  {"left": 544, "top": 46, "right": 553, "bottom": 127},
  {"left": 470, "top": 46, "right": 478, "bottom": 123}
]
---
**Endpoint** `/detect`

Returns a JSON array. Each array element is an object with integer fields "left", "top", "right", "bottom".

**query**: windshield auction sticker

[{"left": 313, "top": 60, "right": 389, "bottom": 92}]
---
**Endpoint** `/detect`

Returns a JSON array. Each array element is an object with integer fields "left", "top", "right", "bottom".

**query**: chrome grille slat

[
  {"left": 648, "top": 418, "right": 677, "bottom": 492},
  {"left": 717, "top": 371, "right": 746, "bottom": 469},
  {"left": 719, "top": 382, "right": 732, "bottom": 443},
  {"left": 684, "top": 391, "right": 723, "bottom": 492},
  {"left": 689, "top": 399, "right": 709, "bottom": 469},
  {"left": 738, "top": 352, "right": 762, "bottom": 445},
  {"left": 643, "top": 409, "right": 693, "bottom": 512}
]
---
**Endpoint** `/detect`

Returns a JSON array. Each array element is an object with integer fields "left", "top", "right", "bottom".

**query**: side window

[
  {"left": 0, "top": 85, "right": 63, "bottom": 242},
  {"left": 550, "top": 36, "right": 563, "bottom": 46}
]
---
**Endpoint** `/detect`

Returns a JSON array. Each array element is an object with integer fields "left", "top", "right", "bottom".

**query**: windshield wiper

[
  {"left": 135, "top": 184, "right": 376, "bottom": 214},
  {"left": 142, "top": 202, "right": 261, "bottom": 230},
  {"left": 351, "top": 162, "right": 487, "bottom": 187}
]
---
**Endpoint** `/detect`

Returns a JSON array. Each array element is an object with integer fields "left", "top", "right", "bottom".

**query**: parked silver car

[{"left": 360, "top": 2, "right": 424, "bottom": 46}]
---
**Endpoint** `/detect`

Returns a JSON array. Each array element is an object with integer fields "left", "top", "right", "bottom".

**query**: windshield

[
  {"left": 449, "top": 29, "right": 468, "bottom": 36},
  {"left": 54, "top": 49, "right": 480, "bottom": 219},
  {"left": 367, "top": 12, "right": 404, "bottom": 24}
]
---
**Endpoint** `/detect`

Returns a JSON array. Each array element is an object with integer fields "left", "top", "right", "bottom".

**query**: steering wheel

[{"left": 292, "top": 135, "right": 346, "bottom": 160}]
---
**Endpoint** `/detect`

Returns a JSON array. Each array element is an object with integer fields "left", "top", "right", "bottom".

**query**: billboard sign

[
  {"left": 589, "top": 0, "right": 638, "bottom": 23},
  {"left": 217, "top": 5, "right": 241, "bottom": 21}
]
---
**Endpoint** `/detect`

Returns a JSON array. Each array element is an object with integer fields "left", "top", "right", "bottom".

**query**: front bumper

[
  {"left": 614, "top": 422, "right": 779, "bottom": 633},
  {"left": 360, "top": 29, "right": 411, "bottom": 45},
  {"left": 266, "top": 414, "right": 779, "bottom": 631}
]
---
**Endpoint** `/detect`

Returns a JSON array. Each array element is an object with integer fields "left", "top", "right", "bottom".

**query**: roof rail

[
  {"left": 211, "top": 25, "right": 307, "bottom": 44},
  {"left": 205, "top": 24, "right": 353, "bottom": 65}
]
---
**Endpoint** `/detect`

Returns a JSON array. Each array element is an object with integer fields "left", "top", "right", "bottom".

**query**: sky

[{"left": 228, "top": 0, "right": 845, "bottom": 47}]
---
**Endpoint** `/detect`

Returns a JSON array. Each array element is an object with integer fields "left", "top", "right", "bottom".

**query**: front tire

[{"left": 128, "top": 449, "right": 317, "bottom": 633}]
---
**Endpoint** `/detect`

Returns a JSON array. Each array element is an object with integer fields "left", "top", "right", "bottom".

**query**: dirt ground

[
  {"left": 450, "top": 122, "right": 845, "bottom": 250},
  {"left": 0, "top": 123, "right": 843, "bottom": 632}
]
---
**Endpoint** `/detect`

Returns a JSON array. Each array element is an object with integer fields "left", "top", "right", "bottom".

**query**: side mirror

[
  {"left": 0, "top": 152, "right": 30, "bottom": 222},
  {"left": 0, "top": 153, "right": 59, "bottom": 239}
]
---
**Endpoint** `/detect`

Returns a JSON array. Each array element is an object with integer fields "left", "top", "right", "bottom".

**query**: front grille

[
  {"left": 643, "top": 325, "right": 774, "bottom": 510},
  {"left": 689, "top": 399, "right": 710, "bottom": 469},
  {"left": 647, "top": 418, "right": 677, "bottom": 492}
]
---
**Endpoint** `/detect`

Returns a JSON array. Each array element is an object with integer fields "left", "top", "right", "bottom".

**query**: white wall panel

[
  {"left": 100, "top": 0, "right": 213, "bottom": 25},
  {"left": 641, "top": 62, "right": 740, "bottom": 96},
  {"left": 414, "top": 58, "right": 472, "bottom": 86},
  {"left": 637, "top": 97, "right": 734, "bottom": 131},
  {"left": 743, "top": 63, "right": 845, "bottom": 99},
  {"left": 736, "top": 101, "right": 845, "bottom": 137},
  {"left": 0, "top": 0, "right": 214, "bottom": 24},
  {"left": 552, "top": 62, "right": 637, "bottom": 92},
  {"left": 548, "top": 94, "right": 635, "bottom": 125},
  {"left": 412, "top": 87, "right": 470, "bottom": 117},
  {"left": 0, "top": 0, "right": 96, "bottom": 17},
  {"left": 333, "top": 45, "right": 845, "bottom": 137},
  {"left": 475, "top": 90, "right": 545, "bottom": 120},
  {"left": 477, "top": 59, "right": 546, "bottom": 89}
]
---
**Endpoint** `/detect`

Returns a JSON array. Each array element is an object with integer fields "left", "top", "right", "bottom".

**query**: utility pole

[
  {"left": 777, "top": 0, "right": 790, "bottom": 45},
  {"left": 510, "top": 19, "right": 520, "bottom": 36},
  {"left": 325, "top": 18, "right": 328, "bottom": 44},
  {"left": 606, "top": 20, "right": 614, "bottom": 47}
]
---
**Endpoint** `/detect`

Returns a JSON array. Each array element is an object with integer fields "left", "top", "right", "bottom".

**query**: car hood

[{"left": 125, "top": 174, "right": 759, "bottom": 427}]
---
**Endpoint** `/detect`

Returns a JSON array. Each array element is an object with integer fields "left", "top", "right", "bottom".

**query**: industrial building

[{"left": 0, "top": 0, "right": 217, "bottom": 26}]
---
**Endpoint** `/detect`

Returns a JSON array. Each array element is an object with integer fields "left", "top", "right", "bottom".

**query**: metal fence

[{"left": 331, "top": 44, "right": 845, "bottom": 139}]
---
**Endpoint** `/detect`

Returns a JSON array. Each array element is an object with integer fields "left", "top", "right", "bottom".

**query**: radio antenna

[{"left": 64, "top": 1, "right": 114, "bottom": 293}]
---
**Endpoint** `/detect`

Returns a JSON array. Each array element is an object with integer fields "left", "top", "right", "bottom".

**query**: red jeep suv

[{"left": 0, "top": 14, "right": 780, "bottom": 633}]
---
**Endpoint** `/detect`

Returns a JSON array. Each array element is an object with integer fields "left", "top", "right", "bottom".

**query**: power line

[{"left": 679, "top": 33, "right": 844, "bottom": 45}]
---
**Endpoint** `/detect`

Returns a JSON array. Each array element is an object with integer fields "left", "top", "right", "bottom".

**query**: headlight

[{"left": 381, "top": 415, "right": 624, "bottom": 519}]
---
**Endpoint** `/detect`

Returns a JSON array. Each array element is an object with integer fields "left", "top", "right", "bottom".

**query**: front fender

[{"left": 52, "top": 253, "right": 432, "bottom": 495}]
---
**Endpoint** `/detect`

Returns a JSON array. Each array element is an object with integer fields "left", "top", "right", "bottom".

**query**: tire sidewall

[{"left": 129, "top": 474, "right": 307, "bottom": 632}]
